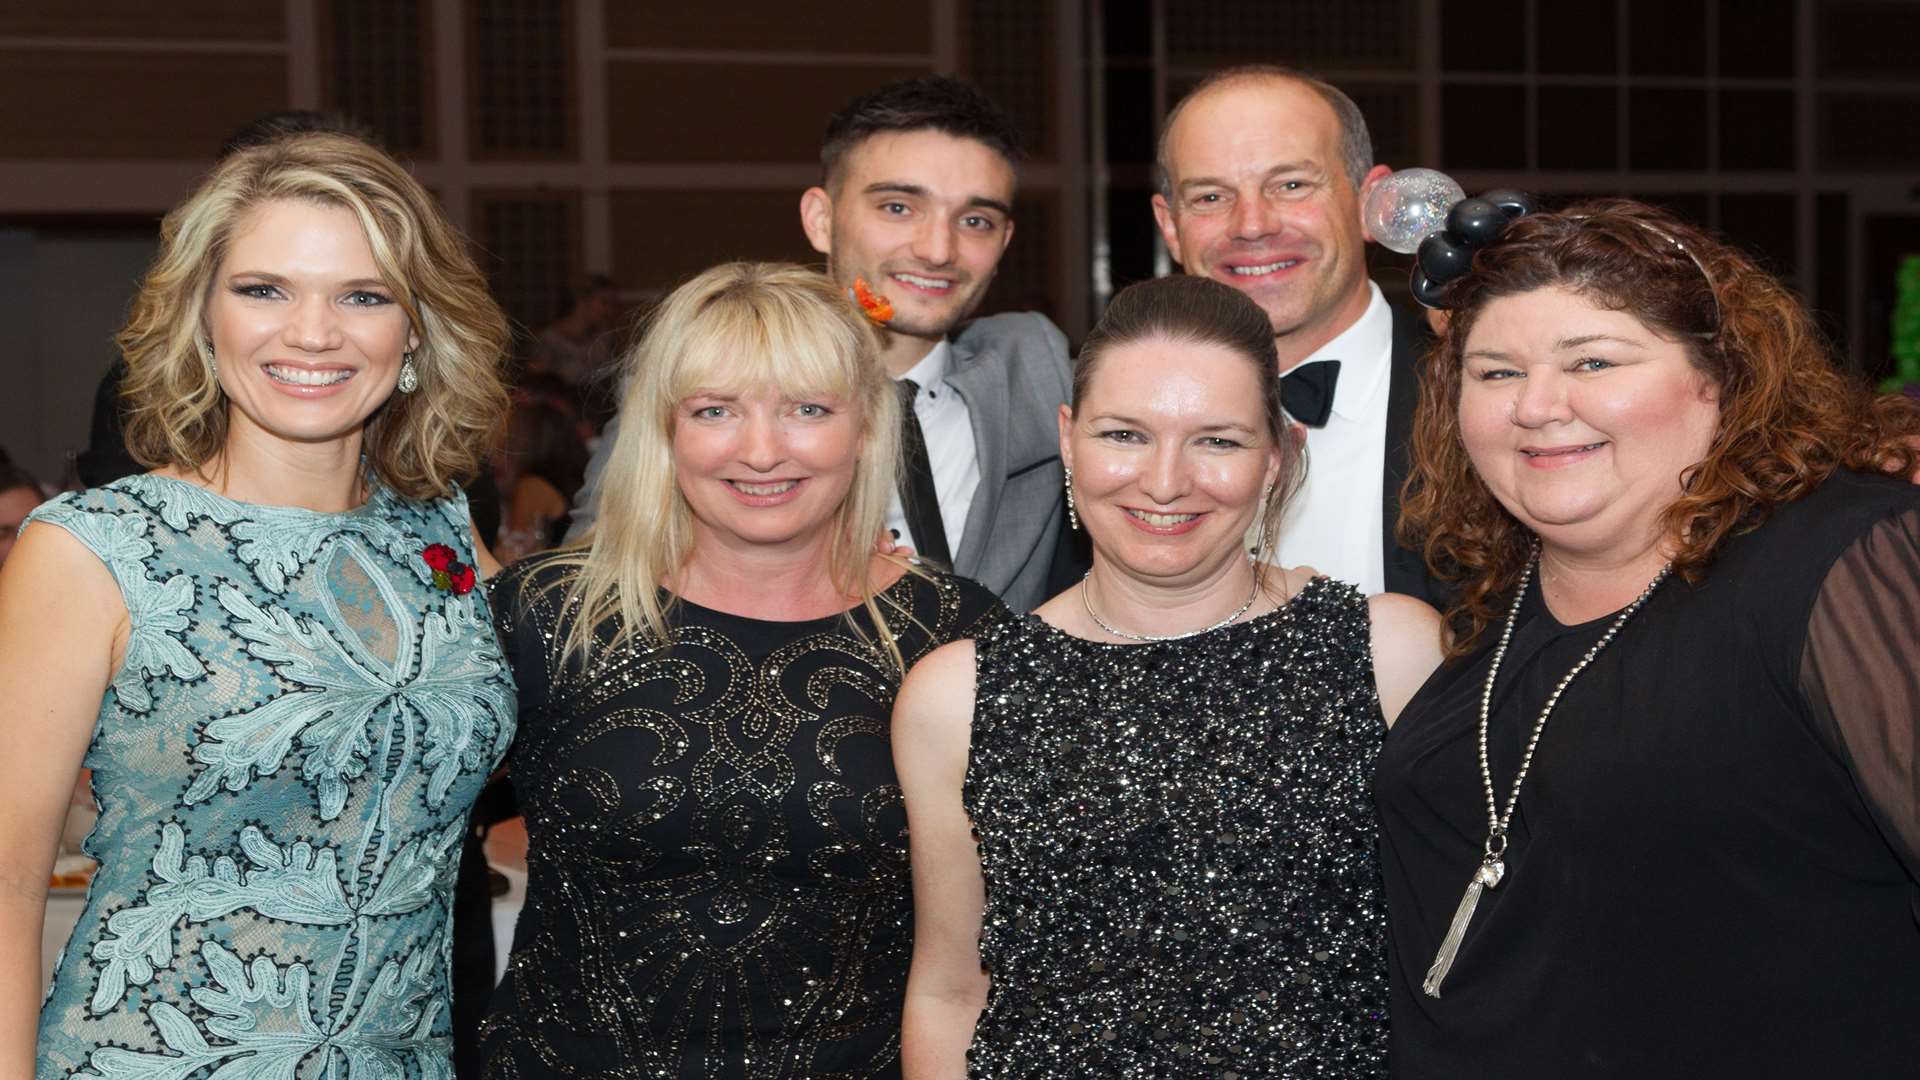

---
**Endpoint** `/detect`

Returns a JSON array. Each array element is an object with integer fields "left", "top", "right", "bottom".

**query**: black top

[
  {"left": 964, "top": 577, "right": 1390, "bottom": 1078},
  {"left": 481, "top": 555, "right": 1004, "bottom": 1079},
  {"left": 1376, "top": 470, "right": 1920, "bottom": 1078}
]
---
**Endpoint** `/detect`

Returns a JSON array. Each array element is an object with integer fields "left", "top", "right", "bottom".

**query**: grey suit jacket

[{"left": 564, "top": 311, "right": 1072, "bottom": 613}]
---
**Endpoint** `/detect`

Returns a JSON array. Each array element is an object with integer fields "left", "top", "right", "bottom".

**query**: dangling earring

[
  {"left": 1064, "top": 465, "right": 1079, "bottom": 530},
  {"left": 1249, "top": 481, "right": 1276, "bottom": 564},
  {"left": 203, "top": 341, "right": 218, "bottom": 379},
  {"left": 396, "top": 351, "right": 418, "bottom": 394}
]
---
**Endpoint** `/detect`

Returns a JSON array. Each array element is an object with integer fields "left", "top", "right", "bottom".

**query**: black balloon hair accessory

[{"left": 1409, "top": 189, "right": 1538, "bottom": 310}]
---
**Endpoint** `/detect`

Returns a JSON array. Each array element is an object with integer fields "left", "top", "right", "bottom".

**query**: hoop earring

[
  {"left": 396, "top": 352, "right": 418, "bottom": 394},
  {"left": 1064, "top": 465, "right": 1079, "bottom": 531}
]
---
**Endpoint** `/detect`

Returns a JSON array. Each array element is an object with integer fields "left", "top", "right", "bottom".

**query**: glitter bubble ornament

[{"left": 1363, "top": 168, "right": 1467, "bottom": 254}]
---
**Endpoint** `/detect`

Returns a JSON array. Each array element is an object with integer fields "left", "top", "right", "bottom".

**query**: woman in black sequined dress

[
  {"left": 481, "top": 263, "right": 1004, "bottom": 1079},
  {"left": 892, "top": 277, "right": 1447, "bottom": 1078}
]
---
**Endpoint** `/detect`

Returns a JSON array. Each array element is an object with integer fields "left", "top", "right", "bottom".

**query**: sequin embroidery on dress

[
  {"left": 963, "top": 576, "right": 1389, "bottom": 1078},
  {"left": 479, "top": 557, "right": 1004, "bottom": 1079},
  {"left": 28, "top": 474, "right": 516, "bottom": 1080}
]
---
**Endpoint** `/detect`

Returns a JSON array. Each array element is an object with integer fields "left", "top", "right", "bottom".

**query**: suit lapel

[
  {"left": 946, "top": 334, "right": 1009, "bottom": 579},
  {"left": 1381, "top": 304, "right": 1435, "bottom": 602}
]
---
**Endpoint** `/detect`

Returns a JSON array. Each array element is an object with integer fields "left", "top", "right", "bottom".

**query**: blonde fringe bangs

[{"left": 551, "top": 261, "right": 919, "bottom": 675}]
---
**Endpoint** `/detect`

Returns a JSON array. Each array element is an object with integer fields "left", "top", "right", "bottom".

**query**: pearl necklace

[
  {"left": 1421, "top": 550, "right": 1671, "bottom": 998},
  {"left": 1079, "top": 560, "right": 1263, "bottom": 642}
]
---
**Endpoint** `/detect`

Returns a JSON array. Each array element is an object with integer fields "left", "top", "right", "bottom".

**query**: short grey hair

[{"left": 1155, "top": 65, "right": 1374, "bottom": 199}]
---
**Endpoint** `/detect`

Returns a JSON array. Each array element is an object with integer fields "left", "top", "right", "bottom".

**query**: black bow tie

[{"left": 1280, "top": 359, "right": 1341, "bottom": 427}]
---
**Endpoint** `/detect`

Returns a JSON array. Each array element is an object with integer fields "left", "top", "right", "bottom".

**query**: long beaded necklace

[
  {"left": 1079, "top": 557, "right": 1262, "bottom": 642},
  {"left": 1421, "top": 550, "right": 1672, "bottom": 998}
]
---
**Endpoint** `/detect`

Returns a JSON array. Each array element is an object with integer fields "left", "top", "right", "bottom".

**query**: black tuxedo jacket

[{"left": 1380, "top": 303, "right": 1445, "bottom": 606}]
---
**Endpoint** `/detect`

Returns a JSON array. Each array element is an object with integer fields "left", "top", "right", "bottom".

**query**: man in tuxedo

[
  {"left": 1152, "top": 65, "right": 1439, "bottom": 602},
  {"left": 570, "top": 77, "right": 1072, "bottom": 612}
]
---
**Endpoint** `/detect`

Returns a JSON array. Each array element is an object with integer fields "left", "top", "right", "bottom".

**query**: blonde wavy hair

[
  {"left": 551, "top": 261, "right": 916, "bottom": 669},
  {"left": 117, "top": 131, "right": 510, "bottom": 499}
]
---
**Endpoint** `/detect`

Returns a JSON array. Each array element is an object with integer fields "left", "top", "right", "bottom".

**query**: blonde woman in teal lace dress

[{"left": 0, "top": 133, "right": 515, "bottom": 1079}]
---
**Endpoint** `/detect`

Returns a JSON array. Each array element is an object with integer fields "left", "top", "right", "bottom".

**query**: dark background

[{"left": 3, "top": 0, "right": 1919, "bottom": 481}]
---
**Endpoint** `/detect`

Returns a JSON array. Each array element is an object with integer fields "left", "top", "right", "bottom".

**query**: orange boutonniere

[{"left": 851, "top": 277, "right": 894, "bottom": 326}]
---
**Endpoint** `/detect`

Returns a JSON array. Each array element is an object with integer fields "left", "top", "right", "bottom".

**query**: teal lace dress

[{"left": 25, "top": 473, "right": 517, "bottom": 1080}]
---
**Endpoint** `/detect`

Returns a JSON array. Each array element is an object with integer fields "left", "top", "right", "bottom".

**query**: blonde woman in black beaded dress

[
  {"left": 893, "top": 276, "right": 1446, "bottom": 1078},
  {"left": 480, "top": 263, "right": 1003, "bottom": 1078}
]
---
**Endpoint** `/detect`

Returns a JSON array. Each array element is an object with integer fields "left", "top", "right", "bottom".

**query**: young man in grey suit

[
  {"left": 569, "top": 77, "right": 1072, "bottom": 612},
  {"left": 1152, "top": 65, "right": 1440, "bottom": 604}
]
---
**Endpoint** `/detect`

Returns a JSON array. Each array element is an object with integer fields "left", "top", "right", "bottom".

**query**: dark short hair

[
  {"left": 1156, "top": 65, "right": 1373, "bottom": 197},
  {"left": 820, "top": 76, "right": 1023, "bottom": 189}
]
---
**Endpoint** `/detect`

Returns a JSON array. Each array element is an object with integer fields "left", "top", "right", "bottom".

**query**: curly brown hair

[
  {"left": 1400, "top": 198, "right": 1920, "bottom": 657},
  {"left": 117, "top": 132, "right": 510, "bottom": 500}
]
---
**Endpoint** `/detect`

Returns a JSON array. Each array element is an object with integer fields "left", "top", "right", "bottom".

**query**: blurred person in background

[
  {"left": 529, "top": 274, "right": 623, "bottom": 389},
  {"left": 0, "top": 131, "right": 515, "bottom": 1078},
  {"left": 494, "top": 398, "right": 590, "bottom": 563},
  {"left": 0, "top": 451, "right": 45, "bottom": 567}
]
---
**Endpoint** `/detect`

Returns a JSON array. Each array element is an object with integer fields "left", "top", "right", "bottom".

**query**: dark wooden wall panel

[
  {"left": 467, "top": 0, "right": 577, "bottom": 160},
  {"left": 605, "top": 3, "right": 932, "bottom": 54},
  {"left": 0, "top": 49, "right": 287, "bottom": 159},
  {"left": 1165, "top": 0, "right": 1417, "bottom": 70},
  {"left": 321, "top": 0, "right": 435, "bottom": 155},
  {"left": 608, "top": 190, "right": 820, "bottom": 292},
  {"left": 475, "top": 189, "right": 584, "bottom": 337},
  {"left": 0, "top": 3, "right": 283, "bottom": 41},
  {"left": 607, "top": 61, "right": 928, "bottom": 163}
]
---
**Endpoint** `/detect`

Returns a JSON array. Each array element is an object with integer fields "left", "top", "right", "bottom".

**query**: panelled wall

[
  {"left": 0, "top": 0, "right": 1087, "bottom": 340},
  {"left": 1098, "top": 0, "right": 1920, "bottom": 377},
  {"left": 3, "top": 1, "right": 1919, "bottom": 481}
]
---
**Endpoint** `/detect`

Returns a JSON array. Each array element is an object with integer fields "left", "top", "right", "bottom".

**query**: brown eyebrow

[
  {"left": 1553, "top": 333, "right": 1646, "bottom": 351},
  {"left": 1089, "top": 414, "right": 1258, "bottom": 434},
  {"left": 1175, "top": 161, "right": 1320, "bottom": 195},
  {"left": 225, "top": 271, "right": 391, "bottom": 291}
]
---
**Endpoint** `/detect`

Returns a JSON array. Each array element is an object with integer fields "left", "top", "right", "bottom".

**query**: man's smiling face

[
  {"left": 1153, "top": 77, "right": 1377, "bottom": 360},
  {"left": 803, "top": 128, "right": 1016, "bottom": 342}
]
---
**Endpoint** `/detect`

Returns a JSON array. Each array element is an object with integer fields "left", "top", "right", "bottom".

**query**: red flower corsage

[{"left": 421, "top": 543, "right": 475, "bottom": 595}]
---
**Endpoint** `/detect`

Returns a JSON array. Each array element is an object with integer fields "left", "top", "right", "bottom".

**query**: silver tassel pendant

[{"left": 1421, "top": 856, "right": 1504, "bottom": 998}]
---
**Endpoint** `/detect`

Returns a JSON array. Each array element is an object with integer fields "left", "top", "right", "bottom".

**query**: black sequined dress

[
  {"left": 963, "top": 576, "right": 1389, "bottom": 1078},
  {"left": 481, "top": 555, "right": 1004, "bottom": 1079}
]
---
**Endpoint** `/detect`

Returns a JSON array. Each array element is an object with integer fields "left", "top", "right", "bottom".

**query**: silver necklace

[
  {"left": 1080, "top": 561, "right": 1262, "bottom": 642},
  {"left": 1421, "top": 550, "right": 1671, "bottom": 998}
]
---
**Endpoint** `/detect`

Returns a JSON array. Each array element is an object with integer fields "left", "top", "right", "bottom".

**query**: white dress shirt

[
  {"left": 1266, "top": 282, "right": 1392, "bottom": 595},
  {"left": 885, "top": 340, "right": 980, "bottom": 557}
]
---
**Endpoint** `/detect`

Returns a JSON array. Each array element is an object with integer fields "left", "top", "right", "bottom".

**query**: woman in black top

[
  {"left": 481, "top": 262, "right": 1002, "bottom": 1078},
  {"left": 1382, "top": 199, "right": 1920, "bottom": 1076}
]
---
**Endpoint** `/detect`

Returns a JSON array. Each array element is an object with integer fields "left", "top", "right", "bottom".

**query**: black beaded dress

[
  {"left": 480, "top": 554, "right": 1004, "bottom": 1079},
  {"left": 964, "top": 576, "right": 1390, "bottom": 1078},
  {"left": 1375, "top": 470, "right": 1920, "bottom": 1078}
]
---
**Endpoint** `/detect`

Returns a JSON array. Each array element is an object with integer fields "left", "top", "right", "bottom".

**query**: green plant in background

[{"left": 1886, "top": 254, "right": 1920, "bottom": 392}]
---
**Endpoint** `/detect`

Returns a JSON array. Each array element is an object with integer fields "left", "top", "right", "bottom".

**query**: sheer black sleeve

[
  {"left": 487, "top": 556, "right": 566, "bottom": 756},
  {"left": 1799, "top": 506, "right": 1920, "bottom": 895}
]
